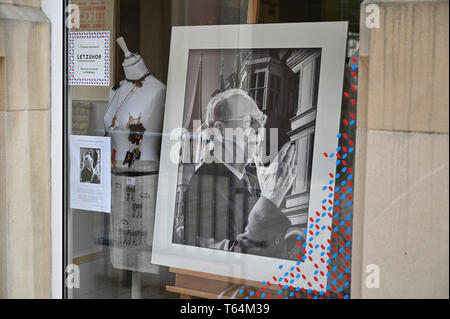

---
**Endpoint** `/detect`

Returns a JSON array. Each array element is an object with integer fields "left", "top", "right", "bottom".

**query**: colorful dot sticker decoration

[{"left": 236, "top": 57, "right": 359, "bottom": 300}]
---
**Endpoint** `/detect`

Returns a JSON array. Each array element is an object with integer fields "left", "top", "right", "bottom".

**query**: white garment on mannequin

[{"left": 104, "top": 53, "right": 166, "bottom": 163}]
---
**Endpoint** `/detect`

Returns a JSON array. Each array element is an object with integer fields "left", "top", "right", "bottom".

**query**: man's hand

[{"left": 256, "top": 142, "right": 298, "bottom": 208}]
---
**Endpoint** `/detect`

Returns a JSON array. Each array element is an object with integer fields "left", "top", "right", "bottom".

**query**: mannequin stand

[{"left": 132, "top": 271, "right": 142, "bottom": 299}]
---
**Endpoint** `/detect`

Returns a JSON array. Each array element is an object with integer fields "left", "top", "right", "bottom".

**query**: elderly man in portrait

[
  {"left": 175, "top": 89, "right": 297, "bottom": 259},
  {"left": 80, "top": 151, "right": 100, "bottom": 184}
]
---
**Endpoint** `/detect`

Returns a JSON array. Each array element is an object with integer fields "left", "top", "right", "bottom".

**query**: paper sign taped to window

[{"left": 68, "top": 31, "right": 110, "bottom": 86}]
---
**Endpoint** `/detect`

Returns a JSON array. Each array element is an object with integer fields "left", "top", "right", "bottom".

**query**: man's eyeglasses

[{"left": 221, "top": 114, "right": 268, "bottom": 129}]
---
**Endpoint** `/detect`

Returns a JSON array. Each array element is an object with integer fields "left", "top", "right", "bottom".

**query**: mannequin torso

[{"left": 104, "top": 57, "right": 166, "bottom": 164}]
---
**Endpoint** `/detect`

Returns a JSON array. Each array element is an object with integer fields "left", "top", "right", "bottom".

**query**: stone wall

[
  {"left": 0, "top": 0, "right": 51, "bottom": 298},
  {"left": 352, "top": 0, "right": 449, "bottom": 298}
]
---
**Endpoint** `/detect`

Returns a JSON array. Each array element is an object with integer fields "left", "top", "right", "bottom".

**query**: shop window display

[{"left": 65, "top": 0, "right": 362, "bottom": 299}]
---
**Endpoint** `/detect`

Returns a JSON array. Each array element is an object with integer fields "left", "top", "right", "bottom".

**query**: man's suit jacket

[
  {"left": 80, "top": 166, "right": 94, "bottom": 183},
  {"left": 174, "top": 162, "right": 292, "bottom": 259}
]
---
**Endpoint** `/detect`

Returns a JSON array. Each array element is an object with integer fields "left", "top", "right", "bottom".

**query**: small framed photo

[
  {"left": 70, "top": 135, "right": 111, "bottom": 213},
  {"left": 152, "top": 22, "right": 348, "bottom": 291}
]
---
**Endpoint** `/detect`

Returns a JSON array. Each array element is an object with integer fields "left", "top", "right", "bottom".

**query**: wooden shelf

[
  {"left": 170, "top": 267, "right": 261, "bottom": 288},
  {"left": 168, "top": 267, "right": 278, "bottom": 300},
  {"left": 166, "top": 286, "right": 232, "bottom": 300}
]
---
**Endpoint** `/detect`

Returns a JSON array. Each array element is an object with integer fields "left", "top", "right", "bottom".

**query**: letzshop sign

[
  {"left": 77, "top": 54, "right": 103, "bottom": 60},
  {"left": 69, "top": 31, "right": 110, "bottom": 86}
]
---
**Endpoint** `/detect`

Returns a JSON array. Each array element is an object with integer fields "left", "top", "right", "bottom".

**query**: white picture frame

[
  {"left": 69, "top": 135, "right": 111, "bottom": 214},
  {"left": 152, "top": 22, "right": 348, "bottom": 291}
]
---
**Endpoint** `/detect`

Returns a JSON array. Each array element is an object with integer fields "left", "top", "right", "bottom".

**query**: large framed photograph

[{"left": 152, "top": 22, "right": 348, "bottom": 291}]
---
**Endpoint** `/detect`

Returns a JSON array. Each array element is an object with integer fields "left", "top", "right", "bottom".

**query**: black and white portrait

[
  {"left": 172, "top": 48, "right": 322, "bottom": 261},
  {"left": 152, "top": 23, "right": 348, "bottom": 287},
  {"left": 80, "top": 148, "right": 101, "bottom": 185},
  {"left": 70, "top": 136, "right": 111, "bottom": 213}
]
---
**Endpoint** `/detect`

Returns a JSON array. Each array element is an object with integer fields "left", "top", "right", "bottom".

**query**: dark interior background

[{"left": 115, "top": 0, "right": 362, "bottom": 84}]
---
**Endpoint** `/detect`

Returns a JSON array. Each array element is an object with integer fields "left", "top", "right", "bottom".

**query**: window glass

[{"left": 64, "top": 0, "right": 362, "bottom": 300}]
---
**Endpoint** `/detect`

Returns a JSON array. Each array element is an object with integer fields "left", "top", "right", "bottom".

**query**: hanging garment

[{"left": 109, "top": 160, "right": 160, "bottom": 274}]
